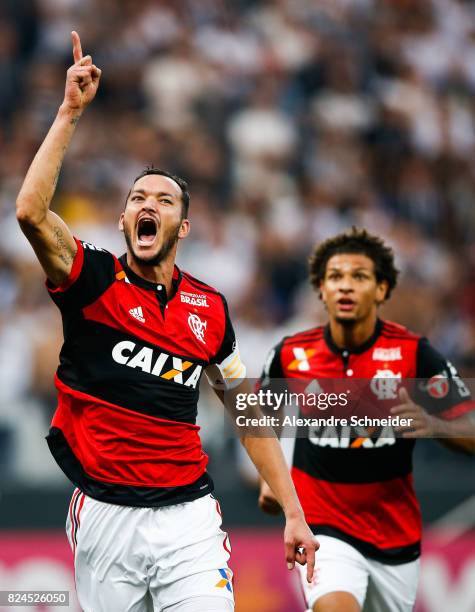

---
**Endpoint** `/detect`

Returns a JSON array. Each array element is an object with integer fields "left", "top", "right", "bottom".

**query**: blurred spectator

[{"left": 2, "top": 0, "right": 475, "bottom": 483}]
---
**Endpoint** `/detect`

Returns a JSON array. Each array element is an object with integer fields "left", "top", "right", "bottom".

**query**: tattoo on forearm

[
  {"left": 52, "top": 162, "right": 62, "bottom": 189},
  {"left": 52, "top": 147, "right": 67, "bottom": 190},
  {"left": 53, "top": 225, "right": 75, "bottom": 265},
  {"left": 70, "top": 116, "right": 80, "bottom": 126}
]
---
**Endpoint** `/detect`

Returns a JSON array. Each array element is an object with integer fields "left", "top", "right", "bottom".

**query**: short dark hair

[
  {"left": 128, "top": 167, "right": 190, "bottom": 218},
  {"left": 309, "top": 227, "right": 399, "bottom": 300}
]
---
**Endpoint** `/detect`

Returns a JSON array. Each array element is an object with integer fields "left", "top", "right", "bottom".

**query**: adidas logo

[{"left": 129, "top": 306, "right": 145, "bottom": 323}]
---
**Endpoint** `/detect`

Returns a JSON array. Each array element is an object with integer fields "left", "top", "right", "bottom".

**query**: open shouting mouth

[{"left": 137, "top": 217, "right": 158, "bottom": 246}]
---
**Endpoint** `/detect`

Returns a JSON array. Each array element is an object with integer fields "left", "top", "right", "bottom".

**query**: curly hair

[{"left": 309, "top": 227, "right": 399, "bottom": 300}]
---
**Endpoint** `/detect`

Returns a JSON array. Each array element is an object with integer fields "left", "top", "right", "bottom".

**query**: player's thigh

[
  {"left": 364, "top": 558, "right": 420, "bottom": 612},
  {"left": 149, "top": 494, "right": 233, "bottom": 611},
  {"left": 76, "top": 571, "right": 150, "bottom": 612},
  {"left": 297, "top": 535, "right": 368, "bottom": 612},
  {"left": 66, "top": 489, "right": 150, "bottom": 612}
]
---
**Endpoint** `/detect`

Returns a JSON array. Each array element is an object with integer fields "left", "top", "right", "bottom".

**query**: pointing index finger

[
  {"left": 306, "top": 545, "right": 316, "bottom": 583},
  {"left": 72, "top": 31, "right": 83, "bottom": 63}
]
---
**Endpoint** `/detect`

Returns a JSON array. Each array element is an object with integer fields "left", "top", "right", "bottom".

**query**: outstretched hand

[
  {"left": 63, "top": 31, "right": 101, "bottom": 113},
  {"left": 391, "top": 387, "right": 439, "bottom": 438}
]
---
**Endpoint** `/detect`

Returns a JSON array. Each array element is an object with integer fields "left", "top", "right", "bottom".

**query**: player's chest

[
  {"left": 82, "top": 282, "right": 222, "bottom": 361},
  {"left": 282, "top": 340, "right": 417, "bottom": 381}
]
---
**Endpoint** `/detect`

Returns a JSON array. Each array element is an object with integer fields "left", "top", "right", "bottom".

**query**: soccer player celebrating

[
  {"left": 16, "top": 32, "right": 317, "bottom": 612},
  {"left": 259, "top": 228, "right": 475, "bottom": 612}
]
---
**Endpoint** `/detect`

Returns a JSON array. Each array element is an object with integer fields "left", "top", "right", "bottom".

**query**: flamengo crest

[
  {"left": 188, "top": 313, "right": 207, "bottom": 344},
  {"left": 370, "top": 369, "right": 402, "bottom": 400}
]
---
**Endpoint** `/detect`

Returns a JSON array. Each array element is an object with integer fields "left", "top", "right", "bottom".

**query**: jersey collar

[
  {"left": 118, "top": 254, "right": 182, "bottom": 301},
  {"left": 324, "top": 318, "right": 384, "bottom": 355}
]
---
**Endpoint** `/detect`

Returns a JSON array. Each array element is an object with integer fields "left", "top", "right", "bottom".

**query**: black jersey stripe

[
  {"left": 57, "top": 318, "right": 205, "bottom": 424},
  {"left": 310, "top": 525, "right": 420, "bottom": 564},
  {"left": 293, "top": 437, "right": 415, "bottom": 484}
]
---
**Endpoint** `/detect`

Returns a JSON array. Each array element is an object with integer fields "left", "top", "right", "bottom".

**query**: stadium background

[{"left": 0, "top": 0, "right": 474, "bottom": 610}]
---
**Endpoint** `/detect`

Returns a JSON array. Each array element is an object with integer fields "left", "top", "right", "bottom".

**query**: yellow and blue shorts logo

[{"left": 215, "top": 568, "right": 233, "bottom": 593}]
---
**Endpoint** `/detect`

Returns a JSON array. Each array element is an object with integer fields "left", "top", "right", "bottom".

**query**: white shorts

[
  {"left": 66, "top": 490, "right": 234, "bottom": 612},
  {"left": 297, "top": 535, "right": 419, "bottom": 612}
]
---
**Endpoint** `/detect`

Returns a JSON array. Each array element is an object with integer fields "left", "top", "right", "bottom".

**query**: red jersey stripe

[
  {"left": 438, "top": 399, "right": 475, "bottom": 420},
  {"left": 53, "top": 377, "right": 207, "bottom": 488},
  {"left": 291, "top": 467, "right": 421, "bottom": 550}
]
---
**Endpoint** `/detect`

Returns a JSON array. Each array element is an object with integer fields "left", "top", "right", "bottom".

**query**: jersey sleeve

[
  {"left": 46, "top": 238, "right": 116, "bottom": 312},
  {"left": 414, "top": 337, "right": 475, "bottom": 420},
  {"left": 256, "top": 340, "right": 288, "bottom": 413},
  {"left": 258, "top": 340, "right": 285, "bottom": 389},
  {"left": 205, "top": 295, "right": 246, "bottom": 390}
]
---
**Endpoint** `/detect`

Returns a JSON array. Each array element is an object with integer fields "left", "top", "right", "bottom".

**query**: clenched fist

[{"left": 63, "top": 31, "right": 101, "bottom": 114}]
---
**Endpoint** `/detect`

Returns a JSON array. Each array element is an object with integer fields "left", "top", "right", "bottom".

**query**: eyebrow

[{"left": 130, "top": 189, "right": 176, "bottom": 199}]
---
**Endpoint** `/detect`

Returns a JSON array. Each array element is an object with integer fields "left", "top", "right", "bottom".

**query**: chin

[
  {"left": 132, "top": 248, "right": 162, "bottom": 266},
  {"left": 335, "top": 314, "right": 358, "bottom": 325}
]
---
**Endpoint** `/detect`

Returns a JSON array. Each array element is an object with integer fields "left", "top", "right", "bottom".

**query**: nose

[
  {"left": 338, "top": 275, "right": 354, "bottom": 293},
  {"left": 141, "top": 199, "right": 157, "bottom": 212}
]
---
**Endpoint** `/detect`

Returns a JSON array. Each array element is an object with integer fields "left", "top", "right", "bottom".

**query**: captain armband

[{"left": 206, "top": 344, "right": 246, "bottom": 391}]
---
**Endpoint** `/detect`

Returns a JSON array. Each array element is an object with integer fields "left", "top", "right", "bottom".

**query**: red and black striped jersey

[
  {"left": 260, "top": 319, "right": 474, "bottom": 564},
  {"left": 46, "top": 238, "right": 246, "bottom": 507}
]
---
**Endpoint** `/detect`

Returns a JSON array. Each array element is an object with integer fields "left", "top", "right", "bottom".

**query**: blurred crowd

[{"left": 1, "top": 0, "right": 475, "bottom": 484}]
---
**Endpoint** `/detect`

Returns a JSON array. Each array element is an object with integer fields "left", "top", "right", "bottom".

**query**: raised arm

[{"left": 16, "top": 31, "right": 101, "bottom": 286}]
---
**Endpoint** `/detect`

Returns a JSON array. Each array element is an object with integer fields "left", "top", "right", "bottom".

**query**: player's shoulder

[
  {"left": 180, "top": 270, "right": 221, "bottom": 295},
  {"left": 282, "top": 325, "right": 325, "bottom": 347},
  {"left": 380, "top": 319, "right": 421, "bottom": 343},
  {"left": 77, "top": 239, "right": 119, "bottom": 273},
  {"left": 79, "top": 239, "right": 114, "bottom": 257},
  {"left": 264, "top": 326, "right": 324, "bottom": 373},
  {"left": 78, "top": 239, "right": 117, "bottom": 263},
  {"left": 179, "top": 270, "right": 226, "bottom": 309}
]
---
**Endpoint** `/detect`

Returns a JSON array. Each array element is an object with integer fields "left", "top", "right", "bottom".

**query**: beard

[{"left": 124, "top": 222, "right": 181, "bottom": 266}]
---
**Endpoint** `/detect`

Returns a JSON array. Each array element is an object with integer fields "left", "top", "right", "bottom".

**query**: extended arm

[
  {"left": 218, "top": 379, "right": 318, "bottom": 582},
  {"left": 16, "top": 31, "right": 101, "bottom": 286}
]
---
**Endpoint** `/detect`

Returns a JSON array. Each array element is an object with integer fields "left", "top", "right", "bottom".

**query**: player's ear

[
  {"left": 375, "top": 280, "right": 388, "bottom": 304},
  {"left": 178, "top": 218, "right": 190, "bottom": 240},
  {"left": 118, "top": 212, "right": 125, "bottom": 232},
  {"left": 319, "top": 281, "right": 326, "bottom": 303}
]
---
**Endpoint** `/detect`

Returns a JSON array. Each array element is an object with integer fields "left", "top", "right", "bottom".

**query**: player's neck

[
  {"left": 329, "top": 313, "right": 378, "bottom": 350},
  {"left": 126, "top": 253, "right": 176, "bottom": 295}
]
